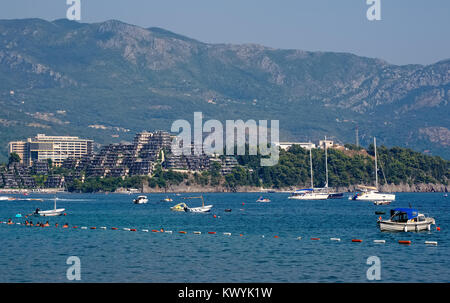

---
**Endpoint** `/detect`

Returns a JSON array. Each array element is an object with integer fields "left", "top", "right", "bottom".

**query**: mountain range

[{"left": 0, "top": 18, "right": 449, "bottom": 161}]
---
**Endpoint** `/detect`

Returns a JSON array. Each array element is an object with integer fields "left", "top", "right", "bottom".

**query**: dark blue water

[{"left": 0, "top": 192, "right": 448, "bottom": 282}]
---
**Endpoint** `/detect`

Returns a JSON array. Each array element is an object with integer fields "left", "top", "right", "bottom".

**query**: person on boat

[{"left": 63, "top": 223, "right": 69, "bottom": 228}]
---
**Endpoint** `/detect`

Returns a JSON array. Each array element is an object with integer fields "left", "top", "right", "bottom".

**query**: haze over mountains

[{"left": 0, "top": 18, "right": 449, "bottom": 161}]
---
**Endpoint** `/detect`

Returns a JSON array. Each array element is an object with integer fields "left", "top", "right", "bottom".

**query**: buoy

[
  {"left": 193, "top": 231, "right": 202, "bottom": 235},
  {"left": 242, "top": 203, "right": 245, "bottom": 205},
  {"left": 399, "top": 240, "right": 411, "bottom": 245},
  {"left": 330, "top": 238, "right": 341, "bottom": 241},
  {"left": 352, "top": 239, "right": 363, "bottom": 243},
  {"left": 223, "top": 232, "right": 231, "bottom": 236},
  {"left": 72, "top": 226, "right": 78, "bottom": 229},
  {"left": 81, "top": 227, "right": 87, "bottom": 230},
  {"left": 296, "top": 237, "right": 302, "bottom": 240},
  {"left": 208, "top": 231, "right": 216, "bottom": 234},
  {"left": 100, "top": 227, "right": 106, "bottom": 230},
  {"left": 239, "top": 234, "right": 243, "bottom": 237},
  {"left": 425, "top": 241, "right": 438, "bottom": 245},
  {"left": 179, "top": 231, "right": 187, "bottom": 234},
  {"left": 123, "top": 228, "right": 130, "bottom": 231},
  {"left": 63, "top": 213, "right": 67, "bottom": 216},
  {"left": 311, "top": 238, "right": 320, "bottom": 240},
  {"left": 142, "top": 229, "right": 149, "bottom": 232},
  {"left": 151, "top": 229, "right": 159, "bottom": 233},
  {"left": 437, "top": 227, "right": 441, "bottom": 231},
  {"left": 130, "top": 229, "right": 137, "bottom": 232},
  {"left": 274, "top": 235, "right": 279, "bottom": 238},
  {"left": 165, "top": 230, "right": 173, "bottom": 234},
  {"left": 90, "top": 227, "right": 96, "bottom": 230},
  {"left": 111, "top": 227, "right": 118, "bottom": 230},
  {"left": 213, "top": 215, "right": 217, "bottom": 218},
  {"left": 373, "top": 240, "right": 386, "bottom": 244}
]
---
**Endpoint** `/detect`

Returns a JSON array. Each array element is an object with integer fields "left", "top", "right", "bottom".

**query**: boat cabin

[{"left": 390, "top": 208, "right": 419, "bottom": 223}]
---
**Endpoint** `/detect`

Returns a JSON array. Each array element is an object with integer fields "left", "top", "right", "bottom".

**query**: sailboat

[
  {"left": 288, "top": 146, "right": 329, "bottom": 200},
  {"left": 322, "top": 136, "right": 344, "bottom": 199},
  {"left": 351, "top": 137, "right": 395, "bottom": 201},
  {"left": 35, "top": 197, "right": 65, "bottom": 217},
  {"left": 182, "top": 195, "right": 213, "bottom": 213}
]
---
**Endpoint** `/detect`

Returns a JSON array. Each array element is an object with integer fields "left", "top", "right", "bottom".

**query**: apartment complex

[{"left": 9, "top": 134, "right": 93, "bottom": 167}]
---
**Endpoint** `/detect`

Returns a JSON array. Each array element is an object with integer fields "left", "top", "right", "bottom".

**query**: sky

[{"left": 0, "top": 0, "right": 449, "bottom": 65}]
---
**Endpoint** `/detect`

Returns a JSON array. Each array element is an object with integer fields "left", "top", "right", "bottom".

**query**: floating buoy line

[{"left": 0, "top": 219, "right": 439, "bottom": 246}]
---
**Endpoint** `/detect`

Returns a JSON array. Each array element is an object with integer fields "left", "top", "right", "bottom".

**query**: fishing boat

[
  {"left": 378, "top": 208, "right": 435, "bottom": 232},
  {"left": 133, "top": 195, "right": 148, "bottom": 204},
  {"left": 256, "top": 196, "right": 271, "bottom": 203},
  {"left": 288, "top": 146, "right": 330, "bottom": 200},
  {"left": 351, "top": 137, "right": 395, "bottom": 202},
  {"left": 183, "top": 196, "right": 213, "bottom": 213},
  {"left": 35, "top": 197, "right": 65, "bottom": 217}
]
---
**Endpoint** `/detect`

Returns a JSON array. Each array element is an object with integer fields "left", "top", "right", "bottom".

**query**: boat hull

[
  {"left": 187, "top": 205, "right": 213, "bottom": 213},
  {"left": 288, "top": 193, "right": 329, "bottom": 200},
  {"left": 354, "top": 192, "right": 395, "bottom": 201},
  {"left": 379, "top": 218, "right": 435, "bottom": 232},
  {"left": 37, "top": 208, "right": 65, "bottom": 217}
]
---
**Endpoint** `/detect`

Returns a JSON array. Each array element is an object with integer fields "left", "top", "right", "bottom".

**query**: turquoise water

[{"left": 0, "top": 192, "right": 448, "bottom": 282}]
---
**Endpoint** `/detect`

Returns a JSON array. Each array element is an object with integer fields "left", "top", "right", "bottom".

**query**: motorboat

[
  {"left": 35, "top": 197, "right": 65, "bottom": 217},
  {"left": 133, "top": 195, "right": 148, "bottom": 204},
  {"left": 351, "top": 186, "right": 396, "bottom": 201},
  {"left": 256, "top": 196, "right": 270, "bottom": 203},
  {"left": 378, "top": 208, "right": 435, "bottom": 232},
  {"left": 161, "top": 197, "right": 173, "bottom": 202},
  {"left": 351, "top": 137, "right": 395, "bottom": 202}
]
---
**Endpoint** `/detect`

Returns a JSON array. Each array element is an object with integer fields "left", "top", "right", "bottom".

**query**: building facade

[{"left": 9, "top": 134, "right": 93, "bottom": 167}]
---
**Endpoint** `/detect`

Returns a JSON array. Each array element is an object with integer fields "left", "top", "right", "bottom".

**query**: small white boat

[
  {"left": 133, "top": 195, "right": 148, "bottom": 204},
  {"left": 161, "top": 196, "right": 173, "bottom": 202},
  {"left": 378, "top": 208, "right": 435, "bottom": 232},
  {"left": 35, "top": 197, "right": 65, "bottom": 217},
  {"left": 256, "top": 196, "right": 270, "bottom": 203},
  {"left": 0, "top": 196, "right": 11, "bottom": 201}
]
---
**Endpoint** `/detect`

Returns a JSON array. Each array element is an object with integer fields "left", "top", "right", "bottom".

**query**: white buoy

[
  {"left": 142, "top": 229, "right": 149, "bottom": 232},
  {"left": 100, "top": 226, "right": 107, "bottom": 230},
  {"left": 425, "top": 241, "right": 438, "bottom": 245},
  {"left": 123, "top": 228, "right": 130, "bottom": 231},
  {"left": 373, "top": 240, "right": 386, "bottom": 244},
  {"left": 81, "top": 227, "right": 87, "bottom": 230},
  {"left": 223, "top": 232, "right": 232, "bottom": 236},
  {"left": 165, "top": 230, "right": 173, "bottom": 234},
  {"left": 296, "top": 236, "right": 302, "bottom": 240},
  {"left": 330, "top": 238, "right": 341, "bottom": 241},
  {"left": 193, "top": 231, "right": 202, "bottom": 235}
]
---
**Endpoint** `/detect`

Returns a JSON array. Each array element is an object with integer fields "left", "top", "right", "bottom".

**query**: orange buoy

[
  {"left": 239, "top": 234, "right": 243, "bottom": 237},
  {"left": 90, "top": 227, "right": 96, "bottom": 230},
  {"left": 179, "top": 231, "right": 187, "bottom": 234},
  {"left": 130, "top": 229, "right": 137, "bottom": 232},
  {"left": 111, "top": 227, "right": 118, "bottom": 230},
  {"left": 213, "top": 215, "right": 217, "bottom": 218},
  {"left": 274, "top": 235, "right": 279, "bottom": 238},
  {"left": 72, "top": 226, "right": 78, "bottom": 229},
  {"left": 152, "top": 229, "right": 159, "bottom": 233},
  {"left": 352, "top": 239, "right": 363, "bottom": 243},
  {"left": 311, "top": 238, "right": 320, "bottom": 240},
  {"left": 208, "top": 231, "right": 216, "bottom": 234},
  {"left": 399, "top": 240, "right": 411, "bottom": 245},
  {"left": 437, "top": 227, "right": 441, "bottom": 231}
]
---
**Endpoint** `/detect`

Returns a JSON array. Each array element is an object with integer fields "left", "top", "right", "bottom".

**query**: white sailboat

[
  {"left": 352, "top": 137, "right": 395, "bottom": 201},
  {"left": 35, "top": 197, "right": 65, "bottom": 217},
  {"left": 288, "top": 146, "right": 329, "bottom": 200}
]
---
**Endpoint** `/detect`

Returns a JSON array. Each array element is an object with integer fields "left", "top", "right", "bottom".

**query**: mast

[
  {"left": 374, "top": 137, "right": 378, "bottom": 189},
  {"left": 309, "top": 146, "right": 313, "bottom": 189},
  {"left": 324, "top": 136, "right": 328, "bottom": 189}
]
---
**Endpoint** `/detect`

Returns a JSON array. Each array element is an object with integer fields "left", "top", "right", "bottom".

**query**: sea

[{"left": 0, "top": 192, "right": 448, "bottom": 283}]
